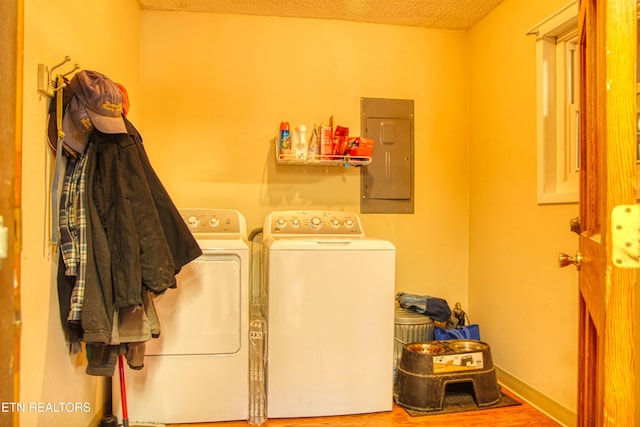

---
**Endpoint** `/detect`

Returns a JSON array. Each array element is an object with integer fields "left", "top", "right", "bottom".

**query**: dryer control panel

[
  {"left": 265, "top": 210, "right": 364, "bottom": 237},
  {"left": 180, "top": 209, "right": 247, "bottom": 237}
]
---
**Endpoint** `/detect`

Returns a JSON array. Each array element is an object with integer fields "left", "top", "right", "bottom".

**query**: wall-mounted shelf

[
  {"left": 277, "top": 154, "right": 372, "bottom": 167},
  {"left": 275, "top": 139, "right": 371, "bottom": 167}
]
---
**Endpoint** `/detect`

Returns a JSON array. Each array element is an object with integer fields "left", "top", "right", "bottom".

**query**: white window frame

[
  {"left": 529, "top": 2, "right": 579, "bottom": 204},
  {"left": 532, "top": 2, "right": 640, "bottom": 204}
]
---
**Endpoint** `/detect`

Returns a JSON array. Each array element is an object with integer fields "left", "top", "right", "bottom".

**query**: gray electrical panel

[{"left": 360, "top": 98, "right": 414, "bottom": 213}]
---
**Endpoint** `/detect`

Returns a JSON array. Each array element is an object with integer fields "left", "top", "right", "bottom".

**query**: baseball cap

[
  {"left": 62, "top": 96, "right": 94, "bottom": 154},
  {"left": 69, "top": 70, "right": 126, "bottom": 134}
]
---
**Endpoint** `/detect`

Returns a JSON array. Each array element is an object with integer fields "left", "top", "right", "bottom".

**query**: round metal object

[
  {"left": 447, "top": 340, "right": 488, "bottom": 352},
  {"left": 406, "top": 342, "right": 446, "bottom": 355}
]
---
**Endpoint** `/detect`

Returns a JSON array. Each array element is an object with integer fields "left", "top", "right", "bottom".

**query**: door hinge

[{"left": 611, "top": 204, "right": 640, "bottom": 268}]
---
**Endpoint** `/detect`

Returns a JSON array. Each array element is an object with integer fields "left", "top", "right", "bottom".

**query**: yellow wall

[
  {"left": 468, "top": 0, "right": 578, "bottom": 421},
  {"left": 18, "top": 0, "right": 581, "bottom": 425},
  {"left": 139, "top": 11, "right": 471, "bottom": 302},
  {"left": 20, "top": 1, "right": 141, "bottom": 426}
]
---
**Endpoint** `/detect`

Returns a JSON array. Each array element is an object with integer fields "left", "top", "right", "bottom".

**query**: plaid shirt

[{"left": 59, "top": 149, "right": 89, "bottom": 323}]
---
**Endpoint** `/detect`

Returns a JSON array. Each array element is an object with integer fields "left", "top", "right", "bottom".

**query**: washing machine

[
  {"left": 263, "top": 210, "right": 396, "bottom": 418},
  {"left": 113, "top": 209, "right": 249, "bottom": 423}
]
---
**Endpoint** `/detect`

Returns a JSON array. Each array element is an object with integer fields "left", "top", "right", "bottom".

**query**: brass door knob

[{"left": 558, "top": 252, "right": 582, "bottom": 270}]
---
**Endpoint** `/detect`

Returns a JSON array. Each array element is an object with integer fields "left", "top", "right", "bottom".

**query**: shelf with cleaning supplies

[
  {"left": 274, "top": 138, "right": 372, "bottom": 169},
  {"left": 37, "top": 56, "right": 79, "bottom": 97}
]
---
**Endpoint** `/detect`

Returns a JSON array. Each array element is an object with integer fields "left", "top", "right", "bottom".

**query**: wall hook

[
  {"left": 37, "top": 56, "right": 79, "bottom": 97},
  {"left": 49, "top": 56, "right": 71, "bottom": 77},
  {"left": 61, "top": 64, "right": 80, "bottom": 78}
]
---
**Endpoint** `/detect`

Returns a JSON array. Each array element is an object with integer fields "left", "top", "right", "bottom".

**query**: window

[
  {"left": 529, "top": 2, "right": 579, "bottom": 204},
  {"left": 532, "top": 2, "right": 640, "bottom": 204}
]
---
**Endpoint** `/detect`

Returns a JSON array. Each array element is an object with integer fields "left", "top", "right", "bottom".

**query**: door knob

[{"left": 558, "top": 252, "right": 582, "bottom": 270}]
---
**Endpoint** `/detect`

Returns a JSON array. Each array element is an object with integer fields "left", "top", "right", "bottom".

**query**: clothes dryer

[
  {"left": 113, "top": 209, "right": 249, "bottom": 423},
  {"left": 263, "top": 210, "right": 396, "bottom": 418}
]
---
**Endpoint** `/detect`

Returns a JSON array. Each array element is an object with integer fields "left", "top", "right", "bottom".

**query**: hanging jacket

[
  {"left": 81, "top": 141, "right": 114, "bottom": 344},
  {"left": 122, "top": 116, "right": 203, "bottom": 274},
  {"left": 90, "top": 117, "right": 202, "bottom": 310},
  {"left": 79, "top": 116, "right": 201, "bottom": 348}
]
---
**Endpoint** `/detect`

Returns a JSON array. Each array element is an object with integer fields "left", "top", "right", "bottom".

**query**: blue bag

[{"left": 434, "top": 324, "right": 480, "bottom": 341}]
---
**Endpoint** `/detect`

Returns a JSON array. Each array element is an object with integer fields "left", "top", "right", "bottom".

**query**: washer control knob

[
  {"left": 187, "top": 215, "right": 200, "bottom": 230},
  {"left": 344, "top": 218, "right": 354, "bottom": 228},
  {"left": 291, "top": 218, "right": 301, "bottom": 228},
  {"left": 209, "top": 216, "right": 220, "bottom": 228},
  {"left": 310, "top": 217, "right": 322, "bottom": 229},
  {"left": 330, "top": 218, "right": 341, "bottom": 228},
  {"left": 276, "top": 218, "right": 286, "bottom": 228}
]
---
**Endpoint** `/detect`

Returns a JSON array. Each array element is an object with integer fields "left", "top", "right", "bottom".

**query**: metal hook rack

[{"left": 37, "top": 56, "right": 80, "bottom": 97}]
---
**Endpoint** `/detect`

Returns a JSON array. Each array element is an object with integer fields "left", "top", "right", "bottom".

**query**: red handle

[{"left": 118, "top": 354, "right": 128, "bottom": 421}]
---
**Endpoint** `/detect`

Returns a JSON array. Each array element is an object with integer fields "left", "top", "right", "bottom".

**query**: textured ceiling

[{"left": 138, "top": 0, "right": 506, "bottom": 30}]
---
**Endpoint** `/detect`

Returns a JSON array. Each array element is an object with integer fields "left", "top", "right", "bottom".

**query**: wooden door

[
  {"left": 0, "top": 1, "right": 21, "bottom": 427},
  {"left": 577, "top": 0, "right": 636, "bottom": 424}
]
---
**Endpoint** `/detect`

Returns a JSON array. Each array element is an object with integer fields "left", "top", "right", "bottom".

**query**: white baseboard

[{"left": 495, "top": 365, "right": 576, "bottom": 427}]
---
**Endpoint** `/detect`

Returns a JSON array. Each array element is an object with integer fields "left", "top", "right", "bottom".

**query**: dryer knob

[
  {"left": 209, "top": 217, "right": 220, "bottom": 228},
  {"left": 310, "top": 217, "right": 322, "bottom": 229},
  {"left": 187, "top": 215, "right": 200, "bottom": 230}
]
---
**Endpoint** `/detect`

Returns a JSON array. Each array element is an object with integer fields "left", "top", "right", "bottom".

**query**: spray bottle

[
  {"left": 279, "top": 122, "right": 291, "bottom": 159},
  {"left": 294, "top": 125, "right": 309, "bottom": 161}
]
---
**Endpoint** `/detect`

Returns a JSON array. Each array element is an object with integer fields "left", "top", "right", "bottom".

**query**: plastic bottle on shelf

[
  {"left": 294, "top": 125, "right": 308, "bottom": 161},
  {"left": 279, "top": 122, "right": 291, "bottom": 159},
  {"left": 307, "top": 125, "right": 319, "bottom": 161},
  {"left": 320, "top": 124, "right": 333, "bottom": 159}
]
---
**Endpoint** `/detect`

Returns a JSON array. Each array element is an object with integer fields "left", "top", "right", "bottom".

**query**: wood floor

[{"left": 170, "top": 388, "right": 561, "bottom": 427}]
